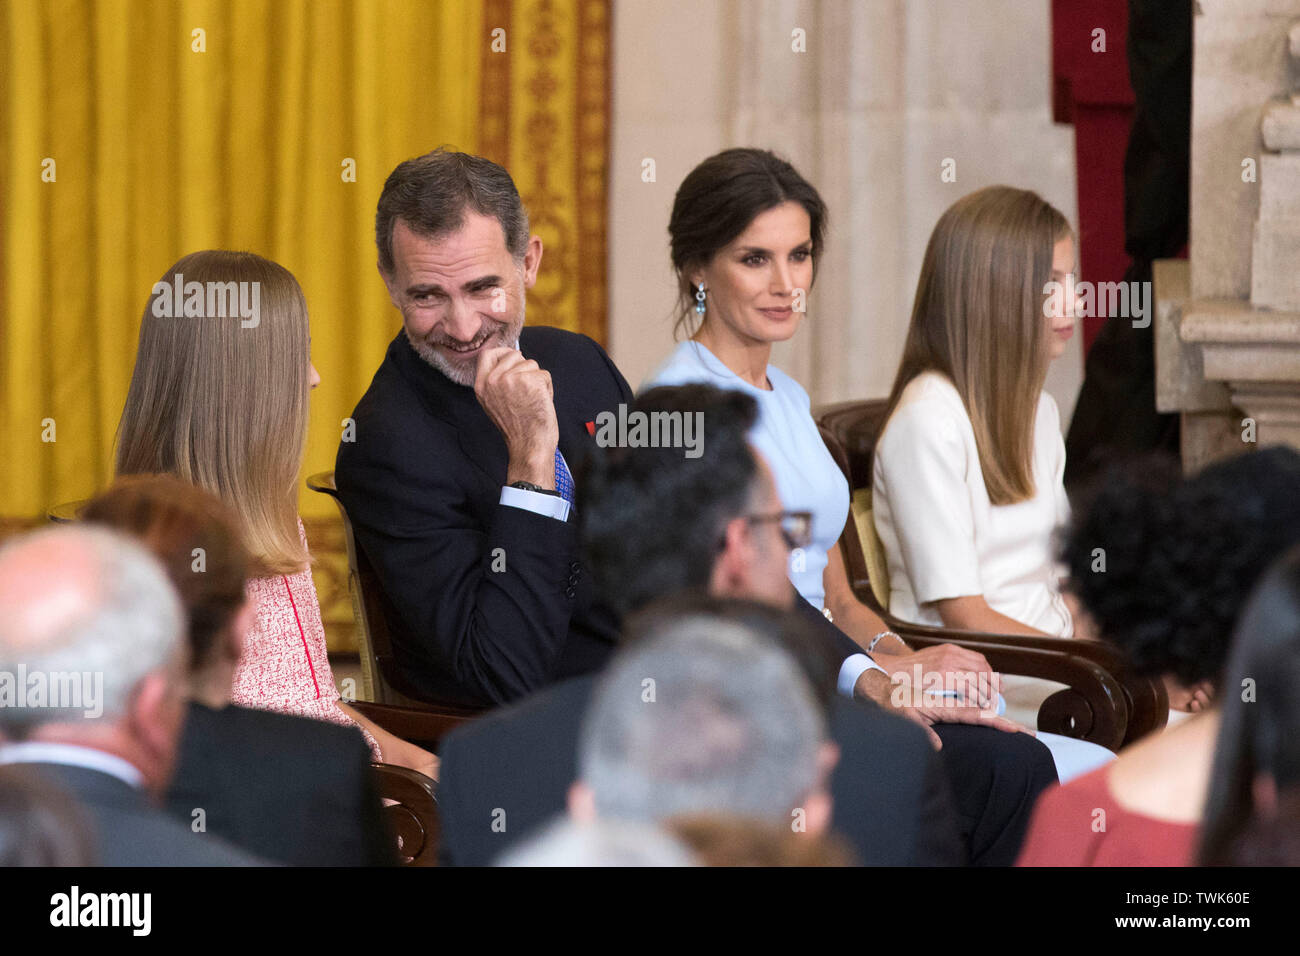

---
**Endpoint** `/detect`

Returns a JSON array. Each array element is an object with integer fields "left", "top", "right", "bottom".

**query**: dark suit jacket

[
  {"left": 437, "top": 672, "right": 963, "bottom": 866},
  {"left": 18, "top": 761, "right": 263, "bottom": 866},
  {"left": 165, "top": 702, "right": 396, "bottom": 866},
  {"left": 336, "top": 328, "right": 632, "bottom": 708}
]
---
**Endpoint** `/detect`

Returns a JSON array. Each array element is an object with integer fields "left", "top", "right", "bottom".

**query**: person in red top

[
  {"left": 1016, "top": 737, "right": 1204, "bottom": 867},
  {"left": 1018, "top": 448, "right": 1300, "bottom": 866}
]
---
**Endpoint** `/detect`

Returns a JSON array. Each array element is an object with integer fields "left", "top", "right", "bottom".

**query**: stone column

[{"left": 1156, "top": 0, "right": 1300, "bottom": 470}]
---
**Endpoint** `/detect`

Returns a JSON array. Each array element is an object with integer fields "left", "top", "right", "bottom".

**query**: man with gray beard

[{"left": 336, "top": 149, "right": 632, "bottom": 709}]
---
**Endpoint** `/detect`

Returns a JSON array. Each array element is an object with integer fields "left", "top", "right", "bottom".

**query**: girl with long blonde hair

[
  {"left": 874, "top": 186, "right": 1077, "bottom": 640},
  {"left": 117, "top": 250, "right": 434, "bottom": 777}
]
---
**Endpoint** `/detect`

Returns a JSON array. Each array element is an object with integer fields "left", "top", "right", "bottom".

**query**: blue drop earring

[{"left": 694, "top": 282, "right": 706, "bottom": 315}]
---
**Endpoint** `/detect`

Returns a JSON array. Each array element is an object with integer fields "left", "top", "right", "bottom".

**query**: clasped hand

[{"left": 474, "top": 346, "right": 560, "bottom": 485}]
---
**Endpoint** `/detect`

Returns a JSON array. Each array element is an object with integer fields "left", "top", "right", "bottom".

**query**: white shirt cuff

[
  {"left": 499, "top": 485, "right": 571, "bottom": 522},
  {"left": 838, "top": 653, "right": 886, "bottom": 698}
]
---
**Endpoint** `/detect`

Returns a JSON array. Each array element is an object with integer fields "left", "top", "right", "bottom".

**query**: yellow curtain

[{"left": 0, "top": 0, "right": 609, "bottom": 525}]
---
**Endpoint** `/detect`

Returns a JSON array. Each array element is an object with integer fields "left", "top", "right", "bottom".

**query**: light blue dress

[{"left": 641, "top": 341, "right": 850, "bottom": 609}]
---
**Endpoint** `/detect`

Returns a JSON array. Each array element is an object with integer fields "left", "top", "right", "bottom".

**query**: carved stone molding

[{"left": 1166, "top": 4, "right": 1300, "bottom": 468}]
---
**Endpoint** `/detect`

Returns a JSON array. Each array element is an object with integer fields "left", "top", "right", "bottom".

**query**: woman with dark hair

[
  {"left": 643, "top": 148, "right": 841, "bottom": 610},
  {"left": 642, "top": 149, "right": 995, "bottom": 709},
  {"left": 1199, "top": 545, "right": 1300, "bottom": 865},
  {"left": 1017, "top": 447, "right": 1300, "bottom": 866}
]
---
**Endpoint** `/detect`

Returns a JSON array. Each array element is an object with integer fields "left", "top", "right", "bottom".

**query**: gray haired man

[
  {"left": 0, "top": 526, "right": 260, "bottom": 866},
  {"left": 568, "top": 614, "right": 837, "bottom": 836}
]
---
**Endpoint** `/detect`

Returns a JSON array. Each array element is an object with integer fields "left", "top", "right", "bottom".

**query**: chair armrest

[
  {"left": 349, "top": 700, "right": 477, "bottom": 749},
  {"left": 370, "top": 762, "right": 439, "bottom": 866},
  {"left": 891, "top": 635, "right": 1128, "bottom": 749},
  {"left": 882, "top": 610, "right": 1169, "bottom": 747}
]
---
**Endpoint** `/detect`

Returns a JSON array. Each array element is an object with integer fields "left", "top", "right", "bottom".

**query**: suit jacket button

[
  {"left": 565, "top": 586, "right": 576, "bottom": 599},
  {"left": 569, "top": 561, "right": 580, "bottom": 573}
]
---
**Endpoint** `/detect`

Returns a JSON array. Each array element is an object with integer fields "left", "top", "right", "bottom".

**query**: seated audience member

[
  {"left": 566, "top": 612, "right": 836, "bottom": 845},
  {"left": 116, "top": 249, "right": 432, "bottom": 776},
  {"left": 1018, "top": 447, "right": 1300, "bottom": 866},
  {"left": 0, "top": 765, "right": 95, "bottom": 866},
  {"left": 81, "top": 475, "right": 396, "bottom": 866},
  {"left": 0, "top": 526, "right": 260, "bottom": 866},
  {"left": 336, "top": 148, "right": 631, "bottom": 708},
  {"left": 872, "top": 186, "right": 1087, "bottom": 731},
  {"left": 437, "top": 386, "right": 1058, "bottom": 867},
  {"left": 1200, "top": 545, "right": 1300, "bottom": 866}
]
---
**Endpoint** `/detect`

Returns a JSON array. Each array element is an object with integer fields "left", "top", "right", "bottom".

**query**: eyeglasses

[{"left": 741, "top": 510, "right": 814, "bottom": 551}]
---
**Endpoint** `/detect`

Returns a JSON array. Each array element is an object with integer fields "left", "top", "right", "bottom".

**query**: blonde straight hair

[
  {"left": 115, "top": 250, "right": 311, "bottom": 575},
  {"left": 884, "top": 186, "right": 1072, "bottom": 505}
]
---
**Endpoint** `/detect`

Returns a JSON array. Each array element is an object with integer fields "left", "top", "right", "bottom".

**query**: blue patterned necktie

[{"left": 554, "top": 448, "right": 576, "bottom": 505}]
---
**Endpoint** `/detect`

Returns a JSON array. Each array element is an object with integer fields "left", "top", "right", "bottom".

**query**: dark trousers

[{"left": 934, "top": 724, "right": 1058, "bottom": 866}]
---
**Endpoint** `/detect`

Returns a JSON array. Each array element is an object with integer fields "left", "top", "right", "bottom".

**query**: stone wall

[{"left": 1159, "top": 0, "right": 1300, "bottom": 470}]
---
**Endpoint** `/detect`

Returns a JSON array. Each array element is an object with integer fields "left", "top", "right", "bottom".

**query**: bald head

[
  {"left": 0, "top": 531, "right": 106, "bottom": 655},
  {"left": 0, "top": 526, "right": 184, "bottom": 733}
]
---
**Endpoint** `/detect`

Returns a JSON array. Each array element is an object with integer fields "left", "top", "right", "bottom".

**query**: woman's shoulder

[
  {"left": 1035, "top": 388, "right": 1063, "bottom": 430},
  {"left": 245, "top": 519, "right": 313, "bottom": 607},
  {"left": 640, "top": 341, "right": 722, "bottom": 391},
  {"left": 880, "top": 372, "right": 969, "bottom": 446},
  {"left": 898, "top": 370, "right": 964, "bottom": 408}
]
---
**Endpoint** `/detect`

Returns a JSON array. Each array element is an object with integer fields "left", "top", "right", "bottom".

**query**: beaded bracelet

[{"left": 867, "top": 630, "right": 903, "bottom": 653}]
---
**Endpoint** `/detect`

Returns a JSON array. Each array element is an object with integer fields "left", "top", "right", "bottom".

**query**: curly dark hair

[{"left": 1062, "top": 447, "right": 1300, "bottom": 685}]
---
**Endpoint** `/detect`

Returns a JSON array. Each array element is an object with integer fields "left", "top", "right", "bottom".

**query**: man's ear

[
  {"left": 567, "top": 780, "right": 597, "bottom": 822},
  {"left": 521, "top": 234, "right": 544, "bottom": 289},
  {"left": 801, "top": 789, "right": 834, "bottom": 837},
  {"left": 709, "top": 516, "right": 751, "bottom": 598},
  {"left": 800, "top": 741, "right": 840, "bottom": 836},
  {"left": 816, "top": 741, "right": 840, "bottom": 787},
  {"left": 224, "top": 600, "right": 254, "bottom": 665},
  {"left": 127, "top": 670, "right": 182, "bottom": 770}
]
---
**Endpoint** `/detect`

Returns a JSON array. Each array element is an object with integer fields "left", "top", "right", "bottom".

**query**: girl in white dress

[{"left": 872, "top": 186, "right": 1082, "bottom": 727}]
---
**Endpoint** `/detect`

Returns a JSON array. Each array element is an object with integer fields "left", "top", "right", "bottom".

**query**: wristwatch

[{"left": 508, "top": 480, "right": 562, "bottom": 498}]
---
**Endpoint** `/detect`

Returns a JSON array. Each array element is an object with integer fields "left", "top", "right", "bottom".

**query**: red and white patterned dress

[{"left": 229, "top": 520, "right": 381, "bottom": 760}]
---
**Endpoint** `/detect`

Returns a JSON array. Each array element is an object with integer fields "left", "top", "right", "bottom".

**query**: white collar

[{"left": 0, "top": 741, "right": 144, "bottom": 788}]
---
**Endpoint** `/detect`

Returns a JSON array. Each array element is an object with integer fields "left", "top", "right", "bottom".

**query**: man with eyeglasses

[
  {"left": 436, "top": 384, "right": 1057, "bottom": 866},
  {"left": 739, "top": 510, "right": 813, "bottom": 552}
]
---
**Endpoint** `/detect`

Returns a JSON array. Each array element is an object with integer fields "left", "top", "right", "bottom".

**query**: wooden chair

[
  {"left": 48, "top": 490, "right": 451, "bottom": 866},
  {"left": 371, "top": 763, "right": 440, "bottom": 866},
  {"left": 305, "top": 472, "right": 482, "bottom": 748},
  {"left": 815, "top": 400, "right": 1167, "bottom": 749}
]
